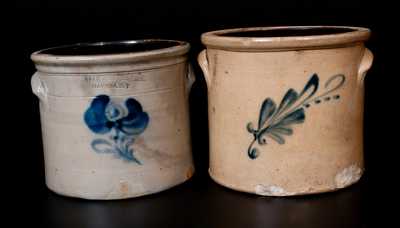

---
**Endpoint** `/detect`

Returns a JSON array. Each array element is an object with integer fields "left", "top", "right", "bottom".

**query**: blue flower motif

[
  {"left": 84, "top": 95, "right": 149, "bottom": 164},
  {"left": 84, "top": 95, "right": 149, "bottom": 136}
]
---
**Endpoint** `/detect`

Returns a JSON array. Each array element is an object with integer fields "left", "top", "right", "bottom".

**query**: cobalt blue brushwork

[
  {"left": 84, "top": 94, "right": 149, "bottom": 164},
  {"left": 246, "top": 73, "right": 345, "bottom": 159}
]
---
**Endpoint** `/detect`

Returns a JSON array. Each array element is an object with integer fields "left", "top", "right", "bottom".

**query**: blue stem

[{"left": 247, "top": 134, "right": 259, "bottom": 159}]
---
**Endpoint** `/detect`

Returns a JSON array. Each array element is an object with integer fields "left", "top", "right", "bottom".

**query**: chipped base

[
  {"left": 255, "top": 185, "right": 288, "bottom": 196},
  {"left": 334, "top": 164, "right": 363, "bottom": 189},
  {"left": 209, "top": 167, "right": 363, "bottom": 197}
]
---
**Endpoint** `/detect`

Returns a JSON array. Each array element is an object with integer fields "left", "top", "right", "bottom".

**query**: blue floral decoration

[
  {"left": 246, "top": 74, "right": 345, "bottom": 159},
  {"left": 84, "top": 94, "right": 149, "bottom": 164}
]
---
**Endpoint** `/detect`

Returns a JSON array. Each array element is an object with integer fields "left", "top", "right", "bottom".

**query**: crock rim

[
  {"left": 201, "top": 26, "right": 371, "bottom": 51},
  {"left": 31, "top": 39, "right": 190, "bottom": 65}
]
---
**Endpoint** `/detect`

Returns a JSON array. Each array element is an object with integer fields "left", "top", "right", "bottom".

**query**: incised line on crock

[
  {"left": 246, "top": 73, "right": 345, "bottom": 159},
  {"left": 84, "top": 94, "right": 149, "bottom": 164}
]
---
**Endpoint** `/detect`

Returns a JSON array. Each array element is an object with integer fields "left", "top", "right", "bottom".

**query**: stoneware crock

[
  {"left": 198, "top": 26, "right": 373, "bottom": 196},
  {"left": 31, "top": 40, "right": 195, "bottom": 199}
]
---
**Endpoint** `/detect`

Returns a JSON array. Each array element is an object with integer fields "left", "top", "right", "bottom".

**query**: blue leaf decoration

[
  {"left": 258, "top": 98, "right": 276, "bottom": 129},
  {"left": 91, "top": 138, "right": 115, "bottom": 154},
  {"left": 246, "top": 73, "right": 345, "bottom": 159},
  {"left": 114, "top": 146, "right": 141, "bottom": 164},
  {"left": 267, "top": 132, "right": 285, "bottom": 144},
  {"left": 272, "top": 127, "right": 293, "bottom": 135},
  {"left": 276, "top": 108, "right": 305, "bottom": 127},
  {"left": 275, "top": 89, "right": 298, "bottom": 116},
  {"left": 299, "top": 73, "right": 319, "bottom": 100}
]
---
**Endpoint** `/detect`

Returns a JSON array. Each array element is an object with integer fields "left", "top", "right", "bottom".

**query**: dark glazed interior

[
  {"left": 218, "top": 27, "right": 357, "bottom": 38},
  {"left": 39, "top": 40, "right": 182, "bottom": 56}
]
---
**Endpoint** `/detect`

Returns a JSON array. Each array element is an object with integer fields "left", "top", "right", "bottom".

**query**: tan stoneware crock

[
  {"left": 31, "top": 40, "right": 195, "bottom": 199},
  {"left": 198, "top": 26, "right": 373, "bottom": 196}
]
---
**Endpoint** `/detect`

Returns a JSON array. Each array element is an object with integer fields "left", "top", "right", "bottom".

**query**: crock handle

[
  {"left": 358, "top": 48, "right": 374, "bottom": 84},
  {"left": 198, "top": 50, "right": 211, "bottom": 90},
  {"left": 186, "top": 63, "right": 196, "bottom": 95},
  {"left": 31, "top": 72, "right": 48, "bottom": 104}
]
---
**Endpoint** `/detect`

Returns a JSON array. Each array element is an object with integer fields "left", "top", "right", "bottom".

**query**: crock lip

[
  {"left": 31, "top": 39, "right": 190, "bottom": 65},
  {"left": 201, "top": 26, "right": 371, "bottom": 51}
]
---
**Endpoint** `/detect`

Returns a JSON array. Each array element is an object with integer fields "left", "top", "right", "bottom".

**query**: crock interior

[
  {"left": 218, "top": 27, "right": 357, "bottom": 37},
  {"left": 39, "top": 40, "right": 182, "bottom": 56}
]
